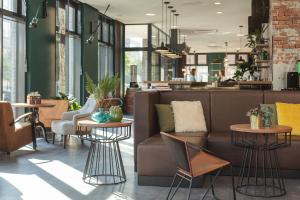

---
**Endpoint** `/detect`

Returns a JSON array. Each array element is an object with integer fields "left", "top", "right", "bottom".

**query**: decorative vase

[
  {"left": 109, "top": 106, "right": 123, "bottom": 122},
  {"left": 91, "top": 108, "right": 111, "bottom": 123},
  {"left": 250, "top": 115, "right": 260, "bottom": 129}
]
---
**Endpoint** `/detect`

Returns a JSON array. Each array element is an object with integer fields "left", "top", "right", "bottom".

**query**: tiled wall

[{"left": 271, "top": 0, "right": 300, "bottom": 90}]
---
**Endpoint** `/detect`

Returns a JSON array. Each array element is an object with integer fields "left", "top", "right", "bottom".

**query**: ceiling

[{"left": 81, "top": 0, "right": 252, "bottom": 53}]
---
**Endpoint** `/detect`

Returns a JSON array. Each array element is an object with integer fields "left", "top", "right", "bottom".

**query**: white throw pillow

[{"left": 171, "top": 101, "right": 207, "bottom": 133}]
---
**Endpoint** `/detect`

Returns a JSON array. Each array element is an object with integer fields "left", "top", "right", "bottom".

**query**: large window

[
  {"left": 98, "top": 16, "right": 114, "bottom": 81},
  {"left": 56, "top": 0, "right": 81, "bottom": 100},
  {"left": 125, "top": 25, "right": 148, "bottom": 48},
  {"left": 0, "top": 1, "right": 26, "bottom": 102}
]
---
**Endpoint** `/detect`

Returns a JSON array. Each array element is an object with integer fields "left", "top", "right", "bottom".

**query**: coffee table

[
  {"left": 12, "top": 103, "right": 55, "bottom": 148},
  {"left": 230, "top": 124, "right": 292, "bottom": 198},
  {"left": 77, "top": 119, "right": 132, "bottom": 185}
]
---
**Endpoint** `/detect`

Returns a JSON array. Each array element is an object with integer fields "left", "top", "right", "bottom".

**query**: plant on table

[
  {"left": 246, "top": 107, "right": 264, "bottom": 129},
  {"left": 85, "top": 73, "right": 122, "bottom": 123}
]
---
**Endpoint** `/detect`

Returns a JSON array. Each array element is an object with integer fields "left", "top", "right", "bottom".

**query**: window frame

[{"left": 0, "top": 0, "right": 26, "bottom": 102}]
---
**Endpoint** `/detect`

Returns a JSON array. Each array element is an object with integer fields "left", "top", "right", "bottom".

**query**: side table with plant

[{"left": 85, "top": 73, "right": 123, "bottom": 123}]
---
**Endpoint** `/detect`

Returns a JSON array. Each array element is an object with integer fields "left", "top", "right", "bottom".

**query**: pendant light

[
  {"left": 224, "top": 42, "right": 229, "bottom": 67},
  {"left": 164, "top": 5, "right": 178, "bottom": 58},
  {"left": 236, "top": 25, "right": 245, "bottom": 63},
  {"left": 155, "top": 0, "right": 169, "bottom": 54}
]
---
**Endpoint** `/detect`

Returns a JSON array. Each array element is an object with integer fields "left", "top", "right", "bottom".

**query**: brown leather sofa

[
  {"left": 134, "top": 90, "right": 300, "bottom": 186},
  {"left": 0, "top": 102, "right": 34, "bottom": 154}
]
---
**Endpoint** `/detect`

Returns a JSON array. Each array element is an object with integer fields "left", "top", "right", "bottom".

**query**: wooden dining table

[{"left": 12, "top": 103, "right": 55, "bottom": 148}]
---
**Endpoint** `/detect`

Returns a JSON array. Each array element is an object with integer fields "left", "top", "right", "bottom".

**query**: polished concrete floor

[{"left": 1, "top": 131, "right": 300, "bottom": 200}]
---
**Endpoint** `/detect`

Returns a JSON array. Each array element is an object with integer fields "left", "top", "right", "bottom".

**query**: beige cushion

[{"left": 171, "top": 101, "right": 207, "bottom": 133}]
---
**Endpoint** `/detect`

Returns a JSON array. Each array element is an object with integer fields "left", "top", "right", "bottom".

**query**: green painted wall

[
  {"left": 26, "top": 0, "right": 56, "bottom": 98},
  {"left": 81, "top": 3, "right": 99, "bottom": 100}
]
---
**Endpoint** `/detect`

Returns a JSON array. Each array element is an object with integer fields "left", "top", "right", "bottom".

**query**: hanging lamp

[
  {"left": 236, "top": 25, "right": 245, "bottom": 63},
  {"left": 155, "top": 0, "right": 170, "bottom": 54},
  {"left": 164, "top": 6, "right": 179, "bottom": 58}
]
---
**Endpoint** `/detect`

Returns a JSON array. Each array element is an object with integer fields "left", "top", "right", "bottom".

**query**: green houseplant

[
  {"left": 52, "top": 92, "right": 81, "bottom": 111},
  {"left": 85, "top": 73, "right": 120, "bottom": 108},
  {"left": 85, "top": 73, "right": 122, "bottom": 123}
]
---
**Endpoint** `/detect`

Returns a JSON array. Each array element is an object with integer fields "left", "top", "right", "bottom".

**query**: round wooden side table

[
  {"left": 77, "top": 120, "right": 132, "bottom": 185},
  {"left": 230, "top": 124, "right": 292, "bottom": 198}
]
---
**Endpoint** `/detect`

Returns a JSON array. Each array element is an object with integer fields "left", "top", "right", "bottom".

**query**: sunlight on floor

[
  {"left": 29, "top": 158, "right": 96, "bottom": 195},
  {"left": 105, "top": 192, "right": 134, "bottom": 200},
  {"left": 0, "top": 173, "right": 71, "bottom": 200}
]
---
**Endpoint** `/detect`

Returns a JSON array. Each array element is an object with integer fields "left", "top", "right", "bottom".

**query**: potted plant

[
  {"left": 85, "top": 73, "right": 122, "bottom": 123},
  {"left": 246, "top": 107, "right": 263, "bottom": 129}
]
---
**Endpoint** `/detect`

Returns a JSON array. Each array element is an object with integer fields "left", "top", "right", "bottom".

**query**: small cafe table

[
  {"left": 12, "top": 103, "right": 55, "bottom": 148},
  {"left": 230, "top": 124, "right": 292, "bottom": 198},
  {"left": 77, "top": 119, "right": 132, "bottom": 185}
]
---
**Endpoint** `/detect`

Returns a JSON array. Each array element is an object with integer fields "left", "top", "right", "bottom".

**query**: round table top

[
  {"left": 230, "top": 124, "right": 292, "bottom": 134},
  {"left": 78, "top": 119, "right": 132, "bottom": 128},
  {"left": 11, "top": 103, "right": 55, "bottom": 108}
]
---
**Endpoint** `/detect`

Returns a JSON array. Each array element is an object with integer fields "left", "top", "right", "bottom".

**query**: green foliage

[
  {"left": 52, "top": 92, "right": 81, "bottom": 111},
  {"left": 85, "top": 73, "right": 120, "bottom": 107},
  {"left": 85, "top": 73, "right": 97, "bottom": 96}
]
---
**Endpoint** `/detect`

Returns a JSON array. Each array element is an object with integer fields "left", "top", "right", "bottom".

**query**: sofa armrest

[{"left": 134, "top": 91, "right": 160, "bottom": 171}]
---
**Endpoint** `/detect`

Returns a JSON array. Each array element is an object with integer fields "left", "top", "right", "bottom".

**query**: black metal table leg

[
  {"left": 234, "top": 132, "right": 289, "bottom": 198},
  {"left": 82, "top": 125, "right": 131, "bottom": 185}
]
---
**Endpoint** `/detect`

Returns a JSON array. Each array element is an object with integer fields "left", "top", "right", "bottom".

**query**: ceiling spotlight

[
  {"left": 145, "top": 13, "right": 156, "bottom": 16},
  {"left": 217, "top": 11, "right": 223, "bottom": 14},
  {"left": 214, "top": 2, "right": 221, "bottom": 5}
]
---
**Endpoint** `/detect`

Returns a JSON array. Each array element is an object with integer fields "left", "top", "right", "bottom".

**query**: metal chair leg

[
  {"left": 231, "top": 165, "right": 237, "bottom": 200},
  {"left": 167, "top": 173, "right": 178, "bottom": 199},
  {"left": 186, "top": 178, "right": 193, "bottom": 200},
  {"left": 201, "top": 169, "right": 222, "bottom": 200},
  {"left": 210, "top": 175, "right": 216, "bottom": 198},
  {"left": 52, "top": 133, "right": 55, "bottom": 144},
  {"left": 169, "top": 175, "right": 184, "bottom": 200}
]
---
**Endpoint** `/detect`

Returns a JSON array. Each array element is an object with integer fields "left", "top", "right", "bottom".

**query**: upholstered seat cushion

[{"left": 51, "top": 120, "right": 75, "bottom": 135}]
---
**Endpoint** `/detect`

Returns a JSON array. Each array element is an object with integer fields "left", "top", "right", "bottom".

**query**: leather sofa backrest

[
  {"left": 264, "top": 91, "right": 300, "bottom": 104},
  {"left": 160, "top": 91, "right": 211, "bottom": 132},
  {"left": 210, "top": 91, "right": 263, "bottom": 132}
]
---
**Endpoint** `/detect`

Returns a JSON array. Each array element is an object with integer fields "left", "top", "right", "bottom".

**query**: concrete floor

[{"left": 1, "top": 133, "right": 300, "bottom": 200}]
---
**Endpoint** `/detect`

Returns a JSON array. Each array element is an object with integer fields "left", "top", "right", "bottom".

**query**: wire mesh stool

[
  {"left": 78, "top": 120, "right": 132, "bottom": 185},
  {"left": 230, "top": 124, "right": 292, "bottom": 198}
]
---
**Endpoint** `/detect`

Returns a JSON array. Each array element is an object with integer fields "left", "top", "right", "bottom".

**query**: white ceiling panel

[{"left": 81, "top": 0, "right": 252, "bottom": 53}]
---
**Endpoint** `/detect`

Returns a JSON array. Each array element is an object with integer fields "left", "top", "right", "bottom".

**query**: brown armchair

[{"left": 0, "top": 101, "right": 34, "bottom": 154}]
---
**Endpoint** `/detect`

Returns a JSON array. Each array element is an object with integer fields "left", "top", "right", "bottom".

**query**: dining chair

[
  {"left": 0, "top": 101, "right": 34, "bottom": 154},
  {"left": 161, "top": 132, "right": 236, "bottom": 200},
  {"left": 39, "top": 99, "right": 69, "bottom": 142},
  {"left": 51, "top": 98, "right": 97, "bottom": 148}
]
